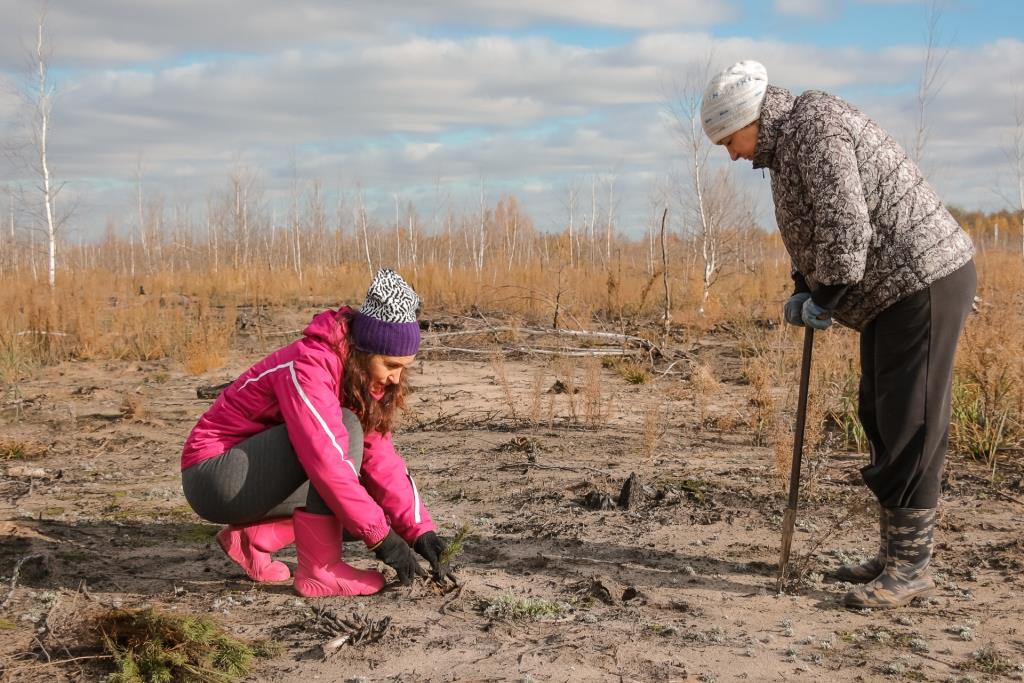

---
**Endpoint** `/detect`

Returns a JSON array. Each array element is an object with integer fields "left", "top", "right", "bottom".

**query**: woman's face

[
  {"left": 719, "top": 121, "right": 759, "bottom": 161},
  {"left": 366, "top": 354, "right": 416, "bottom": 394}
]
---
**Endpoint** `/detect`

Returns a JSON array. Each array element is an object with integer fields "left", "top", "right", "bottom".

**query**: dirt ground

[{"left": 2, "top": 307, "right": 1023, "bottom": 682}]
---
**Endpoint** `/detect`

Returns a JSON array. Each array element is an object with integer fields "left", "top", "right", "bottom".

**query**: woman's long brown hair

[{"left": 336, "top": 310, "right": 409, "bottom": 434}]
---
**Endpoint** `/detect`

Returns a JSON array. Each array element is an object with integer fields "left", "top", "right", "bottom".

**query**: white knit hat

[{"left": 700, "top": 60, "right": 768, "bottom": 143}]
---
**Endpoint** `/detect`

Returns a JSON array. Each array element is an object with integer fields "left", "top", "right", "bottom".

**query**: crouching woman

[{"left": 180, "top": 269, "right": 448, "bottom": 597}]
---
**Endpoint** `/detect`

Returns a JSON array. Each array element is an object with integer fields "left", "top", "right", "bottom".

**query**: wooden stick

[{"left": 778, "top": 327, "right": 815, "bottom": 592}]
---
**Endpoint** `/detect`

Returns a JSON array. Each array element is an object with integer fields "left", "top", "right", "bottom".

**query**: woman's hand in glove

[
  {"left": 414, "top": 531, "right": 452, "bottom": 582},
  {"left": 371, "top": 530, "right": 426, "bottom": 585}
]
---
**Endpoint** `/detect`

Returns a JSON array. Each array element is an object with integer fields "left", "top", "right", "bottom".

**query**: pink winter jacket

[{"left": 181, "top": 307, "right": 435, "bottom": 547}]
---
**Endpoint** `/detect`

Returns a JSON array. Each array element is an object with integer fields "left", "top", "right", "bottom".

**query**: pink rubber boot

[
  {"left": 217, "top": 517, "right": 295, "bottom": 583},
  {"left": 292, "top": 509, "right": 385, "bottom": 597}
]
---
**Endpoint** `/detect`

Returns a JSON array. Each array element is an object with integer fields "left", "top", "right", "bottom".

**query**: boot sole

[
  {"left": 293, "top": 575, "right": 384, "bottom": 598},
  {"left": 843, "top": 586, "right": 935, "bottom": 609}
]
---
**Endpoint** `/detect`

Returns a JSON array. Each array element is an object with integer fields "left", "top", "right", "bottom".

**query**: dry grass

[
  {"left": 2, "top": 226, "right": 1021, "bottom": 479},
  {"left": 120, "top": 394, "right": 149, "bottom": 421},
  {"left": 611, "top": 359, "right": 651, "bottom": 385},
  {"left": 527, "top": 362, "right": 547, "bottom": 424},
  {"left": 640, "top": 399, "right": 667, "bottom": 460},
  {"left": 0, "top": 436, "right": 46, "bottom": 461},
  {"left": 490, "top": 351, "right": 518, "bottom": 421},
  {"left": 744, "top": 355, "right": 777, "bottom": 447},
  {"left": 689, "top": 362, "right": 719, "bottom": 428},
  {"left": 952, "top": 311, "right": 1024, "bottom": 479},
  {"left": 581, "top": 356, "right": 612, "bottom": 428},
  {"left": 550, "top": 357, "right": 579, "bottom": 424}
]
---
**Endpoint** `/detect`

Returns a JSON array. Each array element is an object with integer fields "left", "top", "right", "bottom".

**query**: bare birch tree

[
  {"left": 605, "top": 171, "right": 617, "bottom": 266},
  {"left": 911, "top": 0, "right": 951, "bottom": 171},
  {"left": 564, "top": 180, "right": 579, "bottom": 268},
  {"left": 22, "top": 4, "right": 60, "bottom": 288},
  {"left": 668, "top": 60, "right": 718, "bottom": 316},
  {"left": 356, "top": 185, "right": 373, "bottom": 276},
  {"left": 393, "top": 193, "right": 403, "bottom": 269},
  {"left": 668, "top": 59, "right": 751, "bottom": 316},
  {"left": 659, "top": 207, "right": 671, "bottom": 338},
  {"left": 475, "top": 177, "right": 487, "bottom": 273},
  {"left": 1007, "top": 90, "right": 1024, "bottom": 257},
  {"left": 133, "top": 158, "right": 149, "bottom": 276}
]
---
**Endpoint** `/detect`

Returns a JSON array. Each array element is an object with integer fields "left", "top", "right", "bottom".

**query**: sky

[{"left": 0, "top": 0, "right": 1022, "bottom": 240}]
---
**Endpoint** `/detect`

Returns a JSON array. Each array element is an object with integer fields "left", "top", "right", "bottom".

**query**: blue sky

[{"left": 0, "top": 0, "right": 1021, "bottom": 240}]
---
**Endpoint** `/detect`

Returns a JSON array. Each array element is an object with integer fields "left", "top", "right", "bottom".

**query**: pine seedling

[{"left": 439, "top": 523, "right": 473, "bottom": 566}]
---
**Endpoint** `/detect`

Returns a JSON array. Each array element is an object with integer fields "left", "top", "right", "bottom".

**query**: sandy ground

[{"left": 1, "top": 308, "right": 1023, "bottom": 682}]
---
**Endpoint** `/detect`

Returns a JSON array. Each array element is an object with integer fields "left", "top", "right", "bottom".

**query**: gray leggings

[{"left": 181, "top": 409, "right": 363, "bottom": 525}]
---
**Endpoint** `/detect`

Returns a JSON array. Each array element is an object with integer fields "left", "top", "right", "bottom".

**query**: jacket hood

[
  {"left": 302, "top": 306, "right": 353, "bottom": 350},
  {"left": 753, "top": 85, "right": 796, "bottom": 170}
]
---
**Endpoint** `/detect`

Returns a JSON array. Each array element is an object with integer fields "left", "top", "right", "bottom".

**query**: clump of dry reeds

[
  {"left": 580, "top": 356, "right": 612, "bottom": 428},
  {"left": 951, "top": 294, "right": 1024, "bottom": 480},
  {"left": 490, "top": 351, "right": 518, "bottom": 421},
  {"left": 641, "top": 399, "right": 667, "bottom": 460},
  {"left": 689, "top": 362, "right": 719, "bottom": 428}
]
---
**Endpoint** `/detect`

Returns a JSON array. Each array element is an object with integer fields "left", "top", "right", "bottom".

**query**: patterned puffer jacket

[{"left": 753, "top": 85, "right": 974, "bottom": 330}]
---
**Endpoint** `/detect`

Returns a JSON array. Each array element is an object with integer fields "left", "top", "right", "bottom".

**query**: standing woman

[
  {"left": 180, "top": 269, "right": 449, "bottom": 597},
  {"left": 700, "top": 61, "right": 975, "bottom": 608}
]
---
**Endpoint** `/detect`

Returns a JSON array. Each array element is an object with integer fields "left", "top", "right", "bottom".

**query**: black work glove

[
  {"left": 414, "top": 531, "right": 452, "bottom": 582},
  {"left": 372, "top": 529, "right": 426, "bottom": 585}
]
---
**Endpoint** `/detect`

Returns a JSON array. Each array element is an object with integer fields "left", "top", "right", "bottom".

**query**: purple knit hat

[{"left": 350, "top": 269, "right": 421, "bottom": 356}]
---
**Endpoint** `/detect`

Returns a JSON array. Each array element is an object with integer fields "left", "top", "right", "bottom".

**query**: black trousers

[
  {"left": 181, "top": 409, "right": 363, "bottom": 524},
  {"left": 858, "top": 260, "right": 976, "bottom": 509}
]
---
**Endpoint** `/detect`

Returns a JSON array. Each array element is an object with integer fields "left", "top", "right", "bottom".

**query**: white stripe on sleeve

[
  {"left": 238, "top": 360, "right": 358, "bottom": 477},
  {"left": 406, "top": 470, "right": 422, "bottom": 524}
]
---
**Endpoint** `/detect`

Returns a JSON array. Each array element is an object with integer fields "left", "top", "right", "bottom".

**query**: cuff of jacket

[
  {"left": 791, "top": 271, "right": 810, "bottom": 295},
  {"left": 360, "top": 521, "right": 391, "bottom": 548},
  {"left": 397, "top": 521, "right": 437, "bottom": 545},
  {"left": 811, "top": 283, "right": 850, "bottom": 308}
]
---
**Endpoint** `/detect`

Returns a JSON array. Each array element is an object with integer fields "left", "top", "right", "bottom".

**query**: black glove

[
  {"left": 414, "top": 531, "right": 452, "bottom": 582},
  {"left": 372, "top": 530, "right": 426, "bottom": 585}
]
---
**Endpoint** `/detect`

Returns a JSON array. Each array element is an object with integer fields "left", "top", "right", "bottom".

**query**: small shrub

[
  {"left": 615, "top": 360, "right": 651, "bottom": 385},
  {"left": 481, "top": 593, "right": 565, "bottom": 622},
  {"left": 0, "top": 437, "right": 46, "bottom": 461},
  {"left": 960, "top": 643, "right": 1019, "bottom": 677},
  {"left": 96, "top": 606, "right": 278, "bottom": 683}
]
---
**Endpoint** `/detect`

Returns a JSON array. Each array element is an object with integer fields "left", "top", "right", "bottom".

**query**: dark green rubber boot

[{"left": 844, "top": 507, "right": 936, "bottom": 609}]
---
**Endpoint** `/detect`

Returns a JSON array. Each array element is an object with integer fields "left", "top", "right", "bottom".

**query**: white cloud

[
  {"left": 0, "top": 1, "right": 735, "bottom": 69},
  {"left": 405, "top": 143, "right": 442, "bottom": 161},
  {"left": 0, "top": 2, "right": 1021, "bottom": 237},
  {"left": 773, "top": 0, "right": 836, "bottom": 19}
]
